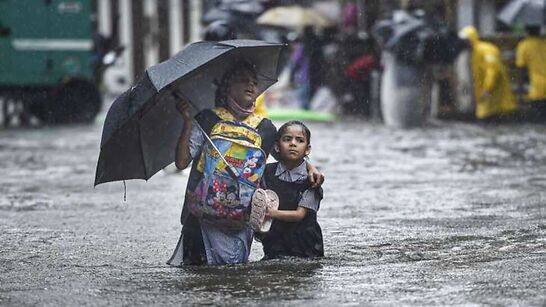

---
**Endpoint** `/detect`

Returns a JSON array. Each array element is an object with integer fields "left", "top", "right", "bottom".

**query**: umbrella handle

[{"left": 172, "top": 91, "right": 240, "bottom": 179}]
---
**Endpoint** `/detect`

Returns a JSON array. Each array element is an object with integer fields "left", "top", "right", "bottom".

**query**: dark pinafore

[{"left": 261, "top": 162, "right": 324, "bottom": 259}]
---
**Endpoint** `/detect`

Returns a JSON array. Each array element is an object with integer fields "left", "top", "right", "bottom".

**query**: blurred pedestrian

[
  {"left": 458, "top": 26, "right": 518, "bottom": 121},
  {"left": 289, "top": 38, "right": 311, "bottom": 109},
  {"left": 515, "top": 25, "right": 546, "bottom": 120},
  {"left": 343, "top": 32, "right": 377, "bottom": 116},
  {"left": 303, "top": 26, "right": 324, "bottom": 102},
  {"left": 342, "top": 1, "right": 358, "bottom": 34},
  {"left": 289, "top": 26, "right": 323, "bottom": 110},
  {"left": 320, "top": 26, "right": 342, "bottom": 91}
]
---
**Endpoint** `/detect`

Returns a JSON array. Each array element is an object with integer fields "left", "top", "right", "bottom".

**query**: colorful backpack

[{"left": 187, "top": 107, "right": 267, "bottom": 229}]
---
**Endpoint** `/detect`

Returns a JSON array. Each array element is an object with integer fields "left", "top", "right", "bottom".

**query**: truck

[{"left": 0, "top": 0, "right": 106, "bottom": 125}]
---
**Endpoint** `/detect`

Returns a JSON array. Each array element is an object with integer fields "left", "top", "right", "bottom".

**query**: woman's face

[{"left": 227, "top": 69, "right": 258, "bottom": 108}]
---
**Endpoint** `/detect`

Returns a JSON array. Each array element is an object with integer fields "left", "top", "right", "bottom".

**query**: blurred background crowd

[{"left": 0, "top": 0, "right": 545, "bottom": 127}]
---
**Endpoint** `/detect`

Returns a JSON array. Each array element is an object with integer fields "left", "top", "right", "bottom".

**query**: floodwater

[{"left": 0, "top": 111, "right": 545, "bottom": 305}]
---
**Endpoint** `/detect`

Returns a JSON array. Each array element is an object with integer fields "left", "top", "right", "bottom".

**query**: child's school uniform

[{"left": 260, "top": 161, "right": 324, "bottom": 259}]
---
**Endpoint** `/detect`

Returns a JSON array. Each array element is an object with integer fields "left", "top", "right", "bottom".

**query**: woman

[{"left": 168, "top": 60, "right": 323, "bottom": 266}]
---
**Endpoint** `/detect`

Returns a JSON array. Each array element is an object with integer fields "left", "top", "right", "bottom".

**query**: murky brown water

[{"left": 0, "top": 114, "right": 545, "bottom": 305}]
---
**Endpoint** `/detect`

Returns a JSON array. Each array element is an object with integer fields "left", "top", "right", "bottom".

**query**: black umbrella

[
  {"left": 220, "top": 0, "right": 265, "bottom": 15},
  {"left": 202, "top": 7, "right": 259, "bottom": 36},
  {"left": 202, "top": 0, "right": 265, "bottom": 24},
  {"left": 94, "top": 39, "right": 284, "bottom": 186},
  {"left": 202, "top": 7, "right": 238, "bottom": 24},
  {"left": 372, "top": 11, "right": 430, "bottom": 65},
  {"left": 498, "top": 0, "right": 545, "bottom": 26},
  {"left": 384, "top": 15, "right": 426, "bottom": 51}
]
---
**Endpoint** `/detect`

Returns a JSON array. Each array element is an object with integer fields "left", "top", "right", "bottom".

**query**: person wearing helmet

[
  {"left": 458, "top": 26, "right": 517, "bottom": 121},
  {"left": 203, "top": 20, "right": 269, "bottom": 117}
]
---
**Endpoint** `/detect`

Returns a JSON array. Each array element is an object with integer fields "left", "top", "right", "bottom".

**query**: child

[{"left": 259, "top": 121, "right": 324, "bottom": 259}]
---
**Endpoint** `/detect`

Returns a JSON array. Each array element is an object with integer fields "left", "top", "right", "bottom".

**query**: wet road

[{"left": 0, "top": 112, "right": 545, "bottom": 305}]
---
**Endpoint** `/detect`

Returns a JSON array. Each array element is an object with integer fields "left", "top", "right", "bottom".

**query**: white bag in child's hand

[{"left": 250, "top": 189, "right": 279, "bottom": 233}]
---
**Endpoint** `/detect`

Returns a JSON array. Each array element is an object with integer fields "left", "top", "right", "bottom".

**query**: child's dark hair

[
  {"left": 276, "top": 121, "right": 311, "bottom": 144},
  {"left": 214, "top": 60, "right": 258, "bottom": 106}
]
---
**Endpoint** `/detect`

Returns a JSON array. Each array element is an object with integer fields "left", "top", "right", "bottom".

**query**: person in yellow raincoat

[
  {"left": 515, "top": 25, "right": 546, "bottom": 119},
  {"left": 459, "top": 26, "right": 517, "bottom": 120}
]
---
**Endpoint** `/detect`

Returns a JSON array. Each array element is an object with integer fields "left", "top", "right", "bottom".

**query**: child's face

[{"left": 276, "top": 125, "right": 311, "bottom": 163}]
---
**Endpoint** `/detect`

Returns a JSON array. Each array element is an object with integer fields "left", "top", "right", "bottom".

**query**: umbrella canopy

[
  {"left": 95, "top": 39, "right": 284, "bottom": 186},
  {"left": 201, "top": 7, "right": 258, "bottom": 36},
  {"left": 372, "top": 11, "right": 429, "bottom": 64},
  {"left": 202, "top": 0, "right": 265, "bottom": 24},
  {"left": 220, "top": 0, "right": 265, "bottom": 15},
  {"left": 256, "top": 5, "right": 334, "bottom": 30},
  {"left": 498, "top": 0, "right": 545, "bottom": 26},
  {"left": 202, "top": 7, "right": 239, "bottom": 24},
  {"left": 372, "top": 10, "right": 464, "bottom": 66}
]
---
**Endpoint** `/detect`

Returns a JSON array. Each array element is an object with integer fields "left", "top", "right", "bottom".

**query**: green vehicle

[{"left": 0, "top": 0, "right": 103, "bottom": 124}]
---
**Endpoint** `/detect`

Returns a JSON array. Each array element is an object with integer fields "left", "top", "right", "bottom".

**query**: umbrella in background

[
  {"left": 311, "top": 1, "right": 342, "bottom": 24},
  {"left": 383, "top": 13, "right": 428, "bottom": 51},
  {"left": 498, "top": 0, "right": 545, "bottom": 26},
  {"left": 221, "top": 0, "right": 265, "bottom": 15},
  {"left": 372, "top": 11, "right": 429, "bottom": 65},
  {"left": 257, "top": 5, "right": 334, "bottom": 30},
  {"left": 202, "top": 0, "right": 265, "bottom": 24},
  {"left": 201, "top": 8, "right": 254, "bottom": 27},
  {"left": 202, "top": 1, "right": 266, "bottom": 37},
  {"left": 95, "top": 40, "right": 284, "bottom": 186},
  {"left": 372, "top": 10, "right": 465, "bottom": 66}
]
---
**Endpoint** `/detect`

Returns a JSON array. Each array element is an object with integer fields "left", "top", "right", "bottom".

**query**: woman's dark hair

[
  {"left": 214, "top": 60, "right": 258, "bottom": 106},
  {"left": 276, "top": 121, "right": 311, "bottom": 145}
]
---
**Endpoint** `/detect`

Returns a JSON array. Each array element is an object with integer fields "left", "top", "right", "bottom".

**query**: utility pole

[
  {"left": 157, "top": 0, "right": 171, "bottom": 61},
  {"left": 131, "top": 0, "right": 145, "bottom": 80},
  {"left": 110, "top": 0, "right": 120, "bottom": 47},
  {"left": 182, "top": 0, "right": 191, "bottom": 45}
]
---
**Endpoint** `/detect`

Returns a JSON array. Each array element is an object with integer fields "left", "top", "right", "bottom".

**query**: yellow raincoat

[
  {"left": 516, "top": 36, "right": 546, "bottom": 102},
  {"left": 460, "top": 26, "right": 517, "bottom": 119}
]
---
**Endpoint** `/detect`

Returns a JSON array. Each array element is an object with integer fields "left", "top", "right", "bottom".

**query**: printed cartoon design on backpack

[{"left": 187, "top": 107, "right": 266, "bottom": 229}]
